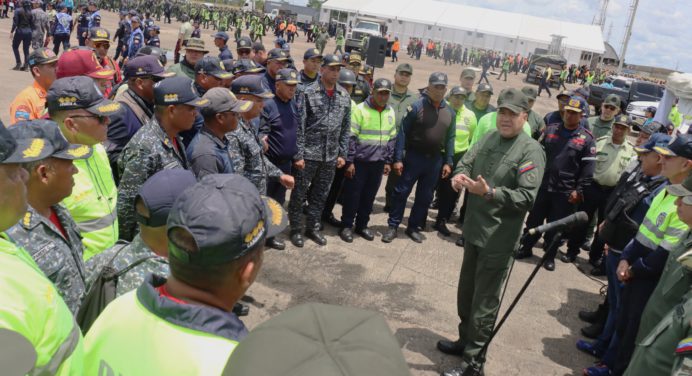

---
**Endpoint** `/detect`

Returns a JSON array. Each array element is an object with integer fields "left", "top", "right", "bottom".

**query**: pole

[{"left": 617, "top": 0, "right": 639, "bottom": 74}]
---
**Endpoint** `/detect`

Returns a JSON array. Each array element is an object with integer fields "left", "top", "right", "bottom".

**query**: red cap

[{"left": 56, "top": 49, "right": 115, "bottom": 80}]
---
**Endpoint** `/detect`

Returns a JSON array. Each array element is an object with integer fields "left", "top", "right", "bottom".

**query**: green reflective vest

[
  {"left": 62, "top": 144, "right": 118, "bottom": 260},
  {"left": 352, "top": 101, "right": 396, "bottom": 146},
  {"left": 470, "top": 112, "right": 531, "bottom": 146},
  {"left": 635, "top": 189, "right": 688, "bottom": 252},
  {"left": 0, "top": 234, "right": 84, "bottom": 375},
  {"left": 452, "top": 104, "right": 477, "bottom": 154},
  {"left": 84, "top": 291, "right": 239, "bottom": 375}
]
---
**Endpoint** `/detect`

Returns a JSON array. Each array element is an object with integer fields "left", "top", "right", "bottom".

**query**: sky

[{"left": 291, "top": 0, "right": 691, "bottom": 72}]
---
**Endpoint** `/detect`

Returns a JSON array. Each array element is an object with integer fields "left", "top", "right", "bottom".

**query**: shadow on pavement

[{"left": 395, "top": 327, "right": 459, "bottom": 373}]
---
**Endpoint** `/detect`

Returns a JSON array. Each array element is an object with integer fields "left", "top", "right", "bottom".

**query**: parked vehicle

[
  {"left": 345, "top": 17, "right": 385, "bottom": 53},
  {"left": 525, "top": 54, "right": 566, "bottom": 88},
  {"left": 589, "top": 77, "right": 664, "bottom": 114}
]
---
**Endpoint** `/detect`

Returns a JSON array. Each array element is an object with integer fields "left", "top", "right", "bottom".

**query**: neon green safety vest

[
  {"left": 351, "top": 102, "right": 397, "bottom": 151},
  {"left": 635, "top": 189, "right": 688, "bottom": 251},
  {"left": 452, "top": 105, "right": 478, "bottom": 154},
  {"left": 470, "top": 112, "right": 531, "bottom": 146},
  {"left": 62, "top": 144, "right": 118, "bottom": 260},
  {"left": 0, "top": 234, "right": 84, "bottom": 375},
  {"left": 84, "top": 291, "right": 239, "bottom": 375}
]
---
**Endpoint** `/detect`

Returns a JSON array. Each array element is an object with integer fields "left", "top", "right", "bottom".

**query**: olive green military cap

[{"left": 497, "top": 88, "right": 530, "bottom": 113}]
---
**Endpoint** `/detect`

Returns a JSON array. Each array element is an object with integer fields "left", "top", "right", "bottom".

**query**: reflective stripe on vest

[
  {"left": 61, "top": 144, "right": 118, "bottom": 260},
  {"left": 84, "top": 292, "right": 238, "bottom": 375},
  {"left": 0, "top": 237, "right": 85, "bottom": 375},
  {"left": 635, "top": 190, "right": 687, "bottom": 251},
  {"left": 31, "top": 322, "right": 81, "bottom": 375},
  {"left": 454, "top": 106, "right": 473, "bottom": 154},
  {"left": 353, "top": 103, "right": 396, "bottom": 145}
]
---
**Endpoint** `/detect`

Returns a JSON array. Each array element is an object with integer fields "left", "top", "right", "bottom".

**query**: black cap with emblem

[
  {"left": 167, "top": 174, "right": 288, "bottom": 266},
  {"left": 275, "top": 68, "right": 300, "bottom": 85},
  {"left": 46, "top": 76, "right": 122, "bottom": 116},
  {"left": 153, "top": 76, "right": 209, "bottom": 107},
  {"left": 8, "top": 120, "right": 93, "bottom": 160}
]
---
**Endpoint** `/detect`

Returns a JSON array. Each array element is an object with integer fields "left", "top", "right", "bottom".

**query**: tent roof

[{"left": 322, "top": 0, "right": 605, "bottom": 53}]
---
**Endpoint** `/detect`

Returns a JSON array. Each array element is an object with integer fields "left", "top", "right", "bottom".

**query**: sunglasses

[{"left": 603, "top": 105, "right": 618, "bottom": 111}]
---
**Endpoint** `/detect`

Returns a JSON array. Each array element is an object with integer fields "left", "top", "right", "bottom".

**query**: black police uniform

[{"left": 517, "top": 121, "right": 596, "bottom": 267}]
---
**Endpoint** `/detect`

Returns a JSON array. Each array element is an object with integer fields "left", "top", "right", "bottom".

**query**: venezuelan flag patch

[
  {"left": 519, "top": 161, "right": 536, "bottom": 174},
  {"left": 676, "top": 338, "right": 692, "bottom": 355}
]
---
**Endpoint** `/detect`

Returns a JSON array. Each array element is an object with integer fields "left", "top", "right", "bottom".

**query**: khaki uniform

[
  {"left": 453, "top": 131, "right": 545, "bottom": 363},
  {"left": 593, "top": 136, "right": 636, "bottom": 188}
]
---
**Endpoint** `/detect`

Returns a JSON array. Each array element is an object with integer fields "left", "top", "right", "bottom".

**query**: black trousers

[
  {"left": 571, "top": 182, "right": 614, "bottom": 263},
  {"left": 340, "top": 161, "right": 384, "bottom": 229},
  {"left": 322, "top": 167, "right": 345, "bottom": 219},
  {"left": 436, "top": 153, "right": 464, "bottom": 221},
  {"left": 266, "top": 159, "right": 292, "bottom": 205},
  {"left": 612, "top": 279, "right": 657, "bottom": 376}
]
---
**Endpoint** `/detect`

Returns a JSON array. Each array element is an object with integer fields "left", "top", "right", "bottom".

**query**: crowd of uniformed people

[{"left": 3, "top": 2, "right": 692, "bottom": 376}]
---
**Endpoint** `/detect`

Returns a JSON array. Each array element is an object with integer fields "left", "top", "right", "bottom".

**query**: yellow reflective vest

[
  {"left": 635, "top": 189, "right": 688, "bottom": 252},
  {"left": 452, "top": 104, "right": 477, "bottom": 154},
  {"left": 349, "top": 101, "right": 397, "bottom": 162},
  {"left": 62, "top": 144, "right": 118, "bottom": 260},
  {"left": 0, "top": 234, "right": 84, "bottom": 375}
]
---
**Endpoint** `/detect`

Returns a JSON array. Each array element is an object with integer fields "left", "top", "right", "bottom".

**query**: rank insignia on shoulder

[{"left": 676, "top": 338, "right": 692, "bottom": 355}]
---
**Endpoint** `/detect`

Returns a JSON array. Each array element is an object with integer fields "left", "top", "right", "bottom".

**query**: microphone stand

[{"left": 462, "top": 231, "right": 563, "bottom": 376}]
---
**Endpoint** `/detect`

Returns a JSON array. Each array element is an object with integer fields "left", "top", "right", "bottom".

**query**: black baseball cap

[
  {"left": 201, "top": 87, "right": 253, "bottom": 116},
  {"left": 303, "top": 47, "right": 323, "bottom": 60},
  {"left": 167, "top": 174, "right": 288, "bottom": 266},
  {"left": 373, "top": 78, "right": 392, "bottom": 92},
  {"left": 47, "top": 76, "right": 122, "bottom": 115},
  {"left": 237, "top": 36, "right": 252, "bottom": 50},
  {"left": 476, "top": 83, "right": 493, "bottom": 94},
  {"left": 153, "top": 76, "right": 209, "bottom": 107},
  {"left": 267, "top": 48, "right": 289, "bottom": 62},
  {"left": 135, "top": 169, "right": 197, "bottom": 227},
  {"left": 449, "top": 86, "right": 470, "bottom": 97},
  {"left": 27, "top": 48, "right": 58, "bottom": 67},
  {"left": 338, "top": 69, "right": 357, "bottom": 85},
  {"left": 252, "top": 42, "right": 265, "bottom": 53},
  {"left": 124, "top": 55, "right": 174, "bottom": 79},
  {"left": 275, "top": 69, "right": 300, "bottom": 85},
  {"left": 231, "top": 75, "right": 274, "bottom": 99},
  {"left": 556, "top": 89, "right": 573, "bottom": 100},
  {"left": 0, "top": 121, "right": 53, "bottom": 163},
  {"left": 88, "top": 27, "right": 110, "bottom": 42},
  {"left": 322, "top": 54, "right": 343, "bottom": 67},
  {"left": 654, "top": 134, "right": 692, "bottom": 159},
  {"left": 612, "top": 114, "right": 632, "bottom": 127},
  {"left": 232, "top": 59, "right": 265, "bottom": 75},
  {"left": 195, "top": 56, "right": 232, "bottom": 79},
  {"left": 8, "top": 120, "right": 93, "bottom": 160},
  {"left": 429, "top": 72, "right": 448, "bottom": 86}
]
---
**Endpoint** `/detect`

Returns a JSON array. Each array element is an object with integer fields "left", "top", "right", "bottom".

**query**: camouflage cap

[
  {"left": 666, "top": 173, "right": 692, "bottom": 204},
  {"left": 396, "top": 63, "right": 413, "bottom": 74},
  {"left": 184, "top": 38, "right": 208, "bottom": 53}
]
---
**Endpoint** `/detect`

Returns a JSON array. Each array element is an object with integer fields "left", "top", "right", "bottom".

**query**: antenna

[{"left": 617, "top": 0, "right": 639, "bottom": 74}]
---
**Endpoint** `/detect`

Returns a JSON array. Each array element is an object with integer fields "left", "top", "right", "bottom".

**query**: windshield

[
  {"left": 356, "top": 22, "right": 380, "bottom": 31},
  {"left": 635, "top": 83, "right": 663, "bottom": 98}
]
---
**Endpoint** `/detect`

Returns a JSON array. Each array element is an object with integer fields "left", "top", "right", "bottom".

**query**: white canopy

[{"left": 322, "top": 0, "right": 606, "bottom": 53}]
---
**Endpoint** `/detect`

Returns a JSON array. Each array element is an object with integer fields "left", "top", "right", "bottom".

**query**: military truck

[
  {"left": 345, "top": 17, "right": 385, "bottom": 53},
  {"left": 525, "top": 54, "right": 566, "bottom": 88}
]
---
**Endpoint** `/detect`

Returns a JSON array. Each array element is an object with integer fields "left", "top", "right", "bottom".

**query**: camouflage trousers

[{"left": 288, "top": 159, "right": 336, "bottom": 231}]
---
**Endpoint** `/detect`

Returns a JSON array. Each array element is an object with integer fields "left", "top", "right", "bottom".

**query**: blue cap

[
  {"left": 47, "top": 76, "right": 122, "bottom": 115},
  {"left": 237, "top": 36, "right": 252, "bottom": 50},
  {"left": 564, "top": 96, "right": 587, "bottom": 113},
  {"left": 194, "top": 56, "right": 232, "bottom": 79},
  {"left": 136, "top": 169, "right": 197, "bottom": 227},
  {"left": 8, "top": 120, "right": 92, "bottom": 160},
  {"left": 303, "top": 47, "right": 323, "bottom": 60},
  {"left": 231, "top": 75, "right": 274, "bottom": 99},
  {"left": 231, "top": 59, "right": 265, "bottom": 75},
  {"left": 153, "top": 76, "right": 209, "bottom": 107},
  {"left": 267, "top": 48, "right": 289, "bottom": 61},
  {"left": 634, "top": 133, "right": 671, "bottom": 153},
  {"left": 275, "top": 68, "right": 299, "bottom": 84},
  {"left": 213, "top": 31, "right": 229, "bottom": 42},
  {"left": 654, "top": 134, "right": 692, "bottom": 159},
  {"left": 167, "top": 174, "right": 288, "bottom": 266}
]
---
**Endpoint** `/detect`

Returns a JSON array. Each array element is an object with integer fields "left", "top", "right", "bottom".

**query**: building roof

[
  {"left": 322, "top": 0, "right": 605, "bottom": 53},
  {"left": 602, "top": 42, "right": 619, "bottom": 60}
]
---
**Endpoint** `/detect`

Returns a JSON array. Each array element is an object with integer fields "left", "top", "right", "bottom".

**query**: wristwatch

[{"left": 483, "top": 187, "right": 495, "bottom": 201}]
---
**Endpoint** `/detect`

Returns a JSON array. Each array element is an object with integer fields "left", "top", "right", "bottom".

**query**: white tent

[{"left": 320, "top": 0, "right": 605, "bottom": 64}]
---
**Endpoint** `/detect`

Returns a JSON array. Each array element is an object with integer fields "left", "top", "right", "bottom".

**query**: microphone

[{"left": 527, "top": 212, "right": 589, "bottom": 235}]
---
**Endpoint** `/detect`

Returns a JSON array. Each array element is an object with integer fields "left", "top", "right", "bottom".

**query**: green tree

[{"left": 307, "top": 0, "right": 324, "bottom": 10}]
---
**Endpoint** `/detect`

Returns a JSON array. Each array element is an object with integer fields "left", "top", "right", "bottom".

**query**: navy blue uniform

[
  {"left": 519, "top": 122, "right": 596, "bottom": 260},
  {"left": 218, "top": 46, "right": 233, "bottom": 61},
  {"left": 387, "top": 93, "right": 455, "bottom": 230}
]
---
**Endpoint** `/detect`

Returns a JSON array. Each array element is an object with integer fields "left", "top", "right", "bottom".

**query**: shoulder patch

[
  {"left": 519, "top": 161, "right": 536, "bottom": 174},
  {"left": 676, "top": 338, "right": 692, "bottom": 355}
]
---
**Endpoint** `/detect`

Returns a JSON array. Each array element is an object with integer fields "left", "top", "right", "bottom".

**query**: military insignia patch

[
  {"left": 518, "top": 161, "right": 535, "bottom": 174},
  {"left": 22, "top": 139, "right": 45, "bottom": 158},
  {"left": 676, "top": 338, "right": 692, "bottom": 355}
]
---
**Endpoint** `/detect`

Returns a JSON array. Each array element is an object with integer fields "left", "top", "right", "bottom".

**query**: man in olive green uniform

[
  {"left": 521, "top": 86, "right": 546, "bottom": 139},
  {"left": 624, "top": 177, "right": 692, "bottom": 376},
  {"left": 589, "top": 94, "right": 621, "bottom": 139},
  {"left": 384, "top": 63, "right": 417, "bottom": 212},
  {"left": 437, "top": 89, "right": 546, "bottom": 375}
]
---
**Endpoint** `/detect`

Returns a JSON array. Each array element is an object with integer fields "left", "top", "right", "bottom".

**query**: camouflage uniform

[
  {"left": 288, "top": 80, "right": 351, "bottom": 231},
  {"left": 117, "top": 117, "right": 189, "bottom": 241},
  {"left": 6, "top": 205, "right": 87, "bottom": 315},
  {"left": 227, "top": 118, "right": 283, "bottom": 195},
  {"left": 85, "top": 234, "right": 169, "bottom": 297}
]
